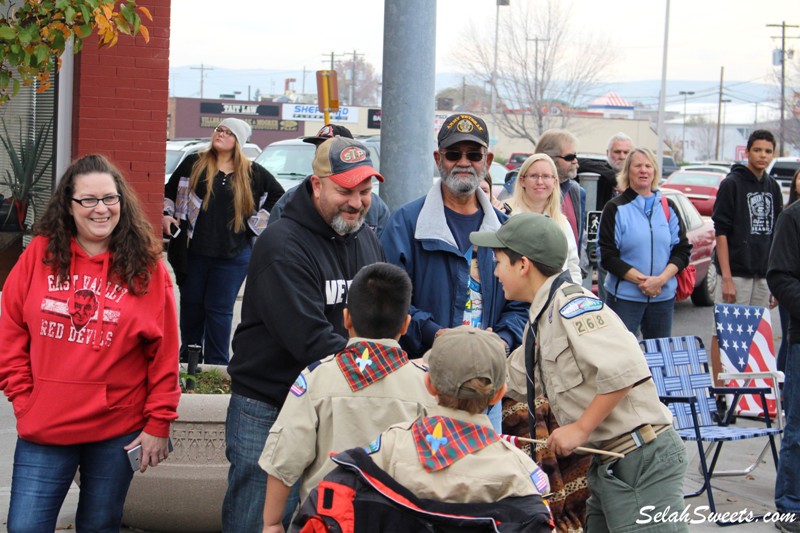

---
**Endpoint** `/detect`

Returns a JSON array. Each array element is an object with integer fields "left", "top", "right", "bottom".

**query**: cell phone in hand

[
  {"left": 127, "top": 437, "right": 174, "bottom": 471},
  {"left": 170, "top": 224, "right": 181, "bottom": 238}
]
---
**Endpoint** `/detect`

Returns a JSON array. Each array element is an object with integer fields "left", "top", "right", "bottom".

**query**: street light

[
  {"left": 490, "top": 0, "right": 510, "bottom": 149},
  {"left": 679, "top": 90, "right": 694, "bottom": 162}
]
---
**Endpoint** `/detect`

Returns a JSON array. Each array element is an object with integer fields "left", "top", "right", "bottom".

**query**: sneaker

[{"left": 775, "top": 515, "right": 800, "bottom": 533}]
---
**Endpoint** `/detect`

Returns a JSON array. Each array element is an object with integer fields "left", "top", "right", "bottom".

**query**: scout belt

[{"left": 600, "top": 424, "right": 671, "bottom": 464}]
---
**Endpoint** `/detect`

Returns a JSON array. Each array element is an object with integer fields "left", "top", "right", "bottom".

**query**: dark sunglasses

[
  {"left": 441, "top": 150, "right": 485, "bottom": 162},
  {"left": 555, "top": 153, "right": 578, "bottom": 162}
]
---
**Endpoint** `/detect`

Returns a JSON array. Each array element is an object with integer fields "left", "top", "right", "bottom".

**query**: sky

[{"left": 170, "top": 0, "right": 798, "bottom": 85}]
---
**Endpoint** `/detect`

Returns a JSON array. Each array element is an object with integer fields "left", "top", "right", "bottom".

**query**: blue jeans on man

[
  {"left": 606, "top": 296, "right": 674, "bottom": 340},
  {"left": 223, "top": 393, "right": 299, "bottom": 532},
  {"left": 179, "top": 246, "right": 251, "bottom": 365},
  {"left": 8, "top": 430, "right": 138, "bottom": 533},
  {"left": 776, "top": 344, "right": 800, "bottom": 516}
]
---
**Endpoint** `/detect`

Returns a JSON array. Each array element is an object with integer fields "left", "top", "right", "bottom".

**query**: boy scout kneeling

[
  {"left": 470, "top": 212, "right": 688, "bottom": 532},
  {"left": 259, "top": 263, "right": 435, "bottom": 532}
]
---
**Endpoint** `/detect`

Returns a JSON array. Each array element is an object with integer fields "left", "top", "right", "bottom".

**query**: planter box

[{"left": 123, "top": 365, "right": 231, "bottom": 533}]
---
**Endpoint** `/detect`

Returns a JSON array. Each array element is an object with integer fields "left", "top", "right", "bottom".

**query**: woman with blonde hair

[
  {"left": 163, "top": 118, "right": 284, "bottom": 365},
  {"left": 506, "top": 153, "right": 581, "bottom": 283},
  {"left": 599, "top": 147, "right": 691, "bottom": 338}
]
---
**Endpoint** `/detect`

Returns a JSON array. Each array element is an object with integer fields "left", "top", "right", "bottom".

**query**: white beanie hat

[{"left": 217, "top": 118, "right": 252, "bottom": 147}]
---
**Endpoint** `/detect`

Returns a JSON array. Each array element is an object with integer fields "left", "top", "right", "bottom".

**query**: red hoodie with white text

[{"left": 0, "top": 236, "right": 180, "bottom": 445}]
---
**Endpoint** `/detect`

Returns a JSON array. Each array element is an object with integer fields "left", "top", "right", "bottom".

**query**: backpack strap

[{"left": 660, "top": 195, "right": 670, "bottom": 221}]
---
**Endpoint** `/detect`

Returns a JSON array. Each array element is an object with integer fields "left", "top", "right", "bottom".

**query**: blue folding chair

[{"left": 640, "top": 335, "right": 781, "bottom": 523}]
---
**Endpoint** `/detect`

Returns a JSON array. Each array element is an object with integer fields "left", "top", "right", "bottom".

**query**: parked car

[
  {"left": 767, "top": 156, "right": 800, "bottom": 204},
  {"left": 505, "top": 152, "right": 532, "bottom": 171},
  {"left": 661, "top": 155, "right": 679, "bottom": 179},
  {"left": 254, "top": 136, "right": 381, "bottom": 192},
  {"left": 165, "top": 138, "right": 262, "bottom": 183},
  {"left": 661, "top": 170, "right": 726, "bottom": 216},
  {"left": 681, "top": 164, "right": 730, "bottom": 174},
  {"left": 661, "top": 188, "right": 717, "bottom": 306}
]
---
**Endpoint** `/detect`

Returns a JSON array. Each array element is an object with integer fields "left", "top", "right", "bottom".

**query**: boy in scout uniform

[
  {"left": 470, "top": 213, "right": 687, "bottom": 533},
  {"left": 259, "top": 263, "right": 435, "bottom": 532},
  {"left": 364, "top": 326, "right": 552, "bottom": 506}
]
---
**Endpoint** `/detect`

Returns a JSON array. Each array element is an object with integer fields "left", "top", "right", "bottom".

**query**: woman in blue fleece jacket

[{"left": 598, "top": 147, "right": 691, "bottom": 338}]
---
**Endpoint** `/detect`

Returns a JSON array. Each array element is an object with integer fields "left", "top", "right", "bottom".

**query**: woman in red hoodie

[{"left": 0, "top": 154, "right": 180, "bottom": 532}]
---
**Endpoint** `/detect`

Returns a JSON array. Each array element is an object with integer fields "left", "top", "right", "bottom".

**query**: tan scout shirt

[
  {"left": 366, "top": 406, "right": 548, "bottom": 503},
  {"left": 259, "top": 338, "right": 435, "bottom": 501},
  {"left": 507, "top": 276, "right": 673, "bottom": 449}
]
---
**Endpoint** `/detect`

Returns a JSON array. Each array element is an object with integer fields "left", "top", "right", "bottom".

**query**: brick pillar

[{"left": 71, "top": 0, "right": 170, "bottom": 232}]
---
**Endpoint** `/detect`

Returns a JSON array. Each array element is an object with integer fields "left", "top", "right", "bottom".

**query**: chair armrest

[
  {"left": 717, "top": 371, "right": 784, "bottom": 383},
  {"left": 660, "top": 394, "right": 696, "bottom": 404},
  {"left": 710, "top": 386, "right": 772, "bottom": 396}
]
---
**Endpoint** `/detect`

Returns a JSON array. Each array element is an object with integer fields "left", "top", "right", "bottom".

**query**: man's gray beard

[
  {"left": 441, "top": 163, "right": 483, "bottom": 196},
  {"left": 558, "top": 168, "right": 578, "bottom": 183},
  {"left": 330, "top": 212, "right": 365, "bottom": 235}
]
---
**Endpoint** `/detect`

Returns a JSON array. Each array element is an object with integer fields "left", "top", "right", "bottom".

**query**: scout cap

[
  {"left": 469, "top": 212, "right": 567, "bottom": 270},
  {"left": 302, "top": 124, "right": 354, "bottom": 145},
  {"left": 312, "top": 136, "right": 384, "bottom": 188},
  {"left": 437, "top": 113, "right": 489, "bottom": 149},
  {"left": 428, "top": 326, "right": 506, "bottom": 399}
]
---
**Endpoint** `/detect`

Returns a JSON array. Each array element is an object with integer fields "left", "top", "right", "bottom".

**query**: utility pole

[
  {"left": 767, "top": 21, "right": 800, "bottom": 157},
  {"left": 714, "top": 66, "right": 724, "bottom": 160},
  {"left": 347, "top": 50, "right": 365, "bottom": 106},
  {"left": 190, "top": 64, "right": 214, "bottom": 98},
  {"left": 321, "top": 52, "right": 347, "bottom": 104},
  {"left": 490, "top": 0, "right": 510, "bottom": 150},
  {"left": 679, "top": 90, "right": 694, "bottom": 162},
  {"left": 720, "top": 98, "right": 732, "bottom": 160}
]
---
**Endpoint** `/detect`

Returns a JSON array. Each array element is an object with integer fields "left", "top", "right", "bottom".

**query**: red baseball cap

[{"left": 312, "top": 137, "right": 384, "bottom": 188}]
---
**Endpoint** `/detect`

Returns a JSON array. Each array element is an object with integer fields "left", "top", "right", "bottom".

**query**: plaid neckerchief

[
  {"left": 336, "top": 341, "right": 409, "bottom": 392},
  {"left": 412, "top": 416, "right": 498, "bottom": 472}
]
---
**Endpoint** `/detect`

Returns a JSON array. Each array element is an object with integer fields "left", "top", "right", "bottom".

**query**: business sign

[
  {"left": 281, "top": 104, "right": 359, "bottom": 123},
  {"left": 368, "top": 109, "right": 381, "bottom": 129},
  {"left": 199, "top": 102, "right": 281, "bottom": 117},
  {"left": 199, "top": 116, "right": 299, "bottom": 132}
]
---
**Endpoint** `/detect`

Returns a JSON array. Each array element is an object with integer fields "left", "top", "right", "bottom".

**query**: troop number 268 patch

[{"left": 573, "top": 313, "right": 607, "bottom": 335}]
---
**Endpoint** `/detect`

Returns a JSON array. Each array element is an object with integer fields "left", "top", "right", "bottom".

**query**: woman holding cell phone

[{"left": 0, "top": 155, "right": 180, "bottom": 531}]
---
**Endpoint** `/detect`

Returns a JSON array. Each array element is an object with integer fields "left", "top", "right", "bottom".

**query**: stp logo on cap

[{"left": 340, "top": 146, "right": 367, "bottom": 164}]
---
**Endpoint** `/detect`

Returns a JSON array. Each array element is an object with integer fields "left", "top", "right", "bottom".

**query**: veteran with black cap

[
  {"left": 469, "top": 212, "right": 688, "bottom": 533},
  {"left": 380, "top": 113, "right": 528, "bottom": 432}
]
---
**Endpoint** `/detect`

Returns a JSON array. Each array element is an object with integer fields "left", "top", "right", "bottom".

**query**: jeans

[
  {"left": 607, "top": 295, "right": 674, "bottom": 340},
  {"left": 776, "top": 344, "right": 800, "bottom": 513},
  {"left": 224, "top": 393, "right": 281, "bottom": 532},
  {"left": 7, "top": 430, "right": 138, "bottom": 533},
  {"left": 180, "top": 246, "right": 251, "bottom": 365},
  {"left": 778, "top": 305, "right": 790, "bottom": 374}
]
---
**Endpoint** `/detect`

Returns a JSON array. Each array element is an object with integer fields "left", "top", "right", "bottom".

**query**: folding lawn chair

[{"left": 640, "top": 335, "right": 781, "bottom": 523}]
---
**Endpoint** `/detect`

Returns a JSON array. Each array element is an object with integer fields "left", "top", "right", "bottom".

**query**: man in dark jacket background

[
  {"left": 767, "top": 200, "right": 800, "bottom": 533},
  {"left": 223, "top": 136, "right": 385, "bottom": 532},
  {"left": 712, "top": 129, "right": 782, "bottom": 307}
]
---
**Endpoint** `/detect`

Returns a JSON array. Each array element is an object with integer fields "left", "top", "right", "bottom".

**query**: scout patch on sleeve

[
  {"left": 289, "top": 374, "right": 307, "bottom": 397},
  {"left": 364, "top": 435, "right": 382, "bottom": 454},
  {"left": 559, "top": 296, "right": 603, "bottom": 319},
  {"left": 530, "top": 465, "right": 550, "bottom": 494},
  {"left": 572, "top": 313, "right": 608, "bottom": 335}
]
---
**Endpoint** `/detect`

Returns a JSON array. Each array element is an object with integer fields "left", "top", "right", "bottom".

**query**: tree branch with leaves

[{"left": 0, "top": 0, "right": 152, "bottom": 105}]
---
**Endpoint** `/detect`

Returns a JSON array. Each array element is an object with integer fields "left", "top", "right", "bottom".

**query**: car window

[
  {"left": 666, "top": 172, "right": 722, "bottom": 187},
  {"left": 671, "top": 193, "right": 703, "bottom": 230},
  {"left": 770, "top": 162, "right": 800, "bottom": 181},
  {"left": 510, "top": 154, "right": 529, "bottom": 164},
  {"left": 255, "top": 145, "right": 315, "bottom": 177},
  {"left": 165, "top": 150, "right": 185, "bottom": 174},
  {"left": 242, "top": 146, "right": 261, "bottom": 160}
]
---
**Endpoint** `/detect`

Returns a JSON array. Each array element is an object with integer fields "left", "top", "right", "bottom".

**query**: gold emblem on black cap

[{"left": 456, "top": 118, "right": 475, "bottom": 133}]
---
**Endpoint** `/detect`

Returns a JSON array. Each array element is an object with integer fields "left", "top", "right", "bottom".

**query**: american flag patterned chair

[{"left": 640, "top": 335, "right": 781, "bottom": 520}]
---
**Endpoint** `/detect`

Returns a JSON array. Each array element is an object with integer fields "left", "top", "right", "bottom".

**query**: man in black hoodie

[
  {"left": 223, "top": 136, "right": 385, "bottom": 532},
  {"left": 712, "top": 129, "right": 782, "bottom": 307}
]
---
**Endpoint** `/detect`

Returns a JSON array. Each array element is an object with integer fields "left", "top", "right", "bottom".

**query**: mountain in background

[{"left": 169, "top": 66, "right": 778, "bottom": 109}]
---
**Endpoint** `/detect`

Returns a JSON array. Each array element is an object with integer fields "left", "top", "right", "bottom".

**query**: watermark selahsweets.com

[{"left": 636, "top": 505, "right": 797, "bottom": 525}]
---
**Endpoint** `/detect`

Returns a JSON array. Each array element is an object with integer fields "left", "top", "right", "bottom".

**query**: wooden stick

[{"left": 514, "top": 436, "right": 625, "bottom": 459}]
